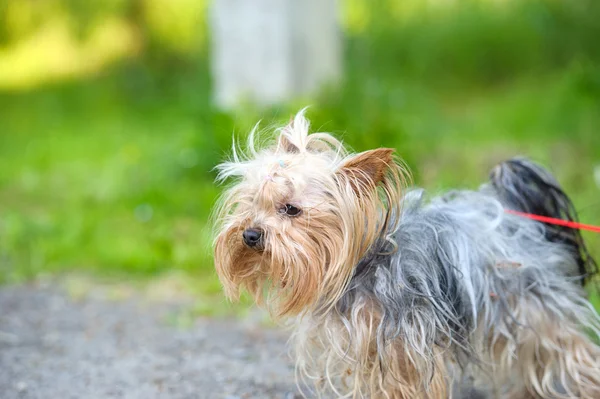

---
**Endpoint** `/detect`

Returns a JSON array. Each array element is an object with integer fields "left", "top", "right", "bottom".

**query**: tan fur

[
  {"left": 293, "top": 300, "right": 450, "bottom": 398},
  {"left": 484, "top": 297, "right": 600, "bottom": 398}
]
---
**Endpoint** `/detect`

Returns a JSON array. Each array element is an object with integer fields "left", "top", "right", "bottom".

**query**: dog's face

[{"left": 213, "top": 112, "right": 404, "bottom": 317}]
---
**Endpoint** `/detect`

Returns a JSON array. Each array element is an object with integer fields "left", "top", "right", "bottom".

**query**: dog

[{"left": 213, "top": 110, "right": 600, "bottom": 398}]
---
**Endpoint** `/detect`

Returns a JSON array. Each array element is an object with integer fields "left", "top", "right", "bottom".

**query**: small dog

[{"left": 213, "top": 110, "right": 600, "bottom": 398}]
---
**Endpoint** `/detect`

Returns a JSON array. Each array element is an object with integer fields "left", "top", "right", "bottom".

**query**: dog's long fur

[{"left": 213, "top": 110, "right": 600, "bottom": 398}]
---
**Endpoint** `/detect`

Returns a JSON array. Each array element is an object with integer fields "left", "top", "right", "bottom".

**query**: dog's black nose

[{"left": 243, "top": 228, "right": 263, "bottom": 248}]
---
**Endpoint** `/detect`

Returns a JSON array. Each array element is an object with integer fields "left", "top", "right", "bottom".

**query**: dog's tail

[{"left": 489, "top": 157, "right": 597, "bottom": 285}]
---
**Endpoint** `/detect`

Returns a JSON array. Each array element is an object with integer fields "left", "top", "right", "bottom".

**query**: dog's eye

[{"left": 279, "top": 204, "right": 302, "bottom": 217}]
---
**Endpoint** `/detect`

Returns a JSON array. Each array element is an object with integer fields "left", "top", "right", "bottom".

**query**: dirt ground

[{"left": 0, "top": 283, "right": 299, "bottom": 399}]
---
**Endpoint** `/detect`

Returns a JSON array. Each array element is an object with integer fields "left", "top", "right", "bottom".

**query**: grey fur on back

[{"left": 333, "top": 158, "right": 599, "bottom": 396}]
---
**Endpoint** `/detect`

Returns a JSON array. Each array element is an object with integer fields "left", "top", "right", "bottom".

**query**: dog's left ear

[
  {"left": 278, "top": 134, "right": 300, "bottom": 153},
  {"left": 337, "top": 148, "right": 394, "bottom": 195},
  {"left": 278, "top": 116, "right": 300, "bottom": 153}
]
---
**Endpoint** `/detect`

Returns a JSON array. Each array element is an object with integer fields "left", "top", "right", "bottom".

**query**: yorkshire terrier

[{"left": 213, "top": 110, "right": 600, "bottom": 398}]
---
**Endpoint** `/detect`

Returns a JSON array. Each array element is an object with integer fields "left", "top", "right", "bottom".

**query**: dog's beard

[
  {"left": 214, "top": 210, "right": 358, "bottom": 317},
  {"left": 214, "top": 225, "right": 317, "bottom": 317}
]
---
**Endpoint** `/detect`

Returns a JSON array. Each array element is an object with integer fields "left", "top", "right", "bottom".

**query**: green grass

[
  {"left": 0, "top": 82, "right": 214, "bottom": 280},
  {"left": 1, "top": 66, "right": 598, "bottom": 285},
  {"left": 0, "top": 0, "right": 599, "bottom": 312}
]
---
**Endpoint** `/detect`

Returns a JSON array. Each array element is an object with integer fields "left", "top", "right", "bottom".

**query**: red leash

[{"left": 505, "top": 209, "right": 600, "bottom": 234}]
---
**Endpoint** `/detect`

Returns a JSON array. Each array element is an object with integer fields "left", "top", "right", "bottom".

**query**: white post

[{"left": 210, "top": 0, "right": 342, "bottom": 109}]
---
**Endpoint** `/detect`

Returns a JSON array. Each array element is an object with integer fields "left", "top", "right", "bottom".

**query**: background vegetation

[{"left": 0, "top": 0, "right": 598, "bottom": 311}]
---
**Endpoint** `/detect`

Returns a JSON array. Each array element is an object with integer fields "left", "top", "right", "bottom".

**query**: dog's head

[{"left": 213, "top": 110, "right": 406, "bottom": 317}]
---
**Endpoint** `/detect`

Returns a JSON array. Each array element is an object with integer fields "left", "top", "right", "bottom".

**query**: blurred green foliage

[{"left": 0, "top": 0, "right": 598, "bottom": 307}]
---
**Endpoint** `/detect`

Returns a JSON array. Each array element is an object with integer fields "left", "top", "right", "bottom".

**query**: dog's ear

[
  {"left": 279, "top": 134, "right": 299, "bottom": 153},
  {"left": 337, "top": 148, "right": 394, "bottom": 195},
  {"left": 278, "top": 115, "right": 300, "bottom": 153}
]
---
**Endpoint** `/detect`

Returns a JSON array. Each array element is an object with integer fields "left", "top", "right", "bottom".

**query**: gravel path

[{"left": 0, "top": 283, "right": 299, "bottom": 399}]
